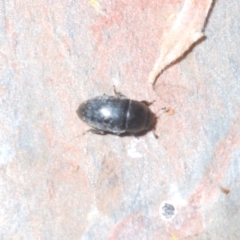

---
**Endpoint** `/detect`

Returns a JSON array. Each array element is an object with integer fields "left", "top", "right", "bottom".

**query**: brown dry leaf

[{"left": 149, "top": 0, "right": 213, "bottom": 85}]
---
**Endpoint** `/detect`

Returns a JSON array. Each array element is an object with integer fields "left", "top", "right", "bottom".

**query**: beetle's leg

[
  {"left": 84, "top": 128, "right": 107, "bottom": 135},
  {"left": 133, "top": 135, "right": 139, "bottom": 139},
  {"left": 141, "top": 100, "right": 155, "bottom": 106},
  {"left": 152, "top": 129, "right": 159, "bottom": 139},
  {"left": 113, "top": 85, "right": 126, "bottom": 98}
]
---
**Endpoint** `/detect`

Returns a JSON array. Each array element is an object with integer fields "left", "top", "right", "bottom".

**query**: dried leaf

[{"left": 149, "top": 0, "right": 213, "bottom": 85}]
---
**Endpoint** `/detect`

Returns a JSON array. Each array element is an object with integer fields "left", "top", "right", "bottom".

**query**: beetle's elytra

[{"left": 76, "top": 89, "right": 157, "bottom": 136}]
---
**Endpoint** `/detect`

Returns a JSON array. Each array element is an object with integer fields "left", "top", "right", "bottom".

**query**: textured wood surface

[{"left": 0, "top": 0, "right": 239, "bottom": 239}]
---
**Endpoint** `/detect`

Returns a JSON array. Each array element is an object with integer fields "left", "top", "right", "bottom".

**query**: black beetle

[{"left": 76, "top": 88, "right": 157, "bottom": 137}]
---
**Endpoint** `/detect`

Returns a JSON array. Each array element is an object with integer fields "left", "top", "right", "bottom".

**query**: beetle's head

[{"left": 146, "top": 111, "right": 157, "bottom": 131}]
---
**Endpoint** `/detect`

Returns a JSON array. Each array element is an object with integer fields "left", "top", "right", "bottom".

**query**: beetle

[{"left": 76, "top": 88, "right": 157, "bottom": 137}]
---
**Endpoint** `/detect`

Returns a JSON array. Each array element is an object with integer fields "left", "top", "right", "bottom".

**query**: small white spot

[
  {"left": 127, "top": 139, "right": 144, "bottom": 158},
  {"left": 87, "top": 206, "right": 100, "bottom": 222},
  {"left": 100, "top": 107, "right": 111, "bottom": 117}
]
